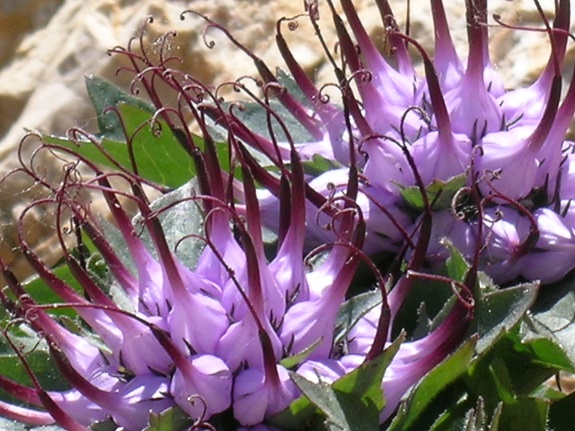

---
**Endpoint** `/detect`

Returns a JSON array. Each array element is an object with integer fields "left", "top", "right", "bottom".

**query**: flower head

[
  {"left": 188, "top": 0, "right": 575, "bottom": 285},
  {"left": 3, "top": 0, "right": 569, "bottom": 429}
]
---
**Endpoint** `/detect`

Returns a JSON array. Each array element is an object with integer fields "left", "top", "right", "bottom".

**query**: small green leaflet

[
  {"left": 271, "top": 334, "right": 403, "bottom": 430},
  {"left": 85, "top": 74, "right": 155, "bottom": 141},
  {"left": 143, "top": 406, "right": 193, "bottom": 431},
  {"left": 400, "top": 174, "right": 466, "bottom": 212}
]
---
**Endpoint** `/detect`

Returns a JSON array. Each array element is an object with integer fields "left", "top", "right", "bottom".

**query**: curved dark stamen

[{"left": 181, "top": 10, "right": 324, "bottom": 140}]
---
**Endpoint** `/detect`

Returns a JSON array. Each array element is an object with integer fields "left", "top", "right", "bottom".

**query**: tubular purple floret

[
  {"left": 41, "top": 325, "right": 174, "bottom": 430},
  {"left": 392, "top": 31, "right": 453, "bottom": 143},
  {"left": 517, "top": 1, "right": 566, "bottom": 157},
  {"left": 0, "top": 294, "right": 94, "bottom": 430},
  {"left": 464, "top": 0, "right": 488, "bottom": 80},
  {"left": 200, "top": 211, "right": 284, "bottom": 390},
  {"left": 181, "top": 10, "right": 324, "bottom": 140},
  {"left": 536, "top": 44, "right": 575, "bottom": 189},
  {"left": 481, "top": 188, "right": 541, "bottom": 260},
  {"left": 383, "top": 130, "right": 435, "bottom": 320},
  {"left": 93, "top": 177, "right": 166, "bottom": 297},
  {"left": 326, "top": 2, "right": 387, "bottom": 144},
  {"left": 338, "top": 0, "right": 418, "bottom": 105},
  {"left": 275, "top": 16, "right": 342, "bottom": 127},
  {"left": 151, "top": 70, "right": 233, "bottom": 203},
  {"left": 430, "top": 0, "right": 464, "bottom": 90},
  {"left": 33, "top": 300, "right": 228, "bottom": 425},
  {"left": 279, "top": 214, "right": 366, "bottom": 359},
  {"left": 14, "top": 196, "right": 126, "bottom": 339},
  {"left": 209, "top": 103, "right": 338, "bottom": 219},
  {"left": 360, "top": 184, "right": 416, "bottom": 248},
  {"left": 372, "top": 0, "right": 414, "bottom": 74}
]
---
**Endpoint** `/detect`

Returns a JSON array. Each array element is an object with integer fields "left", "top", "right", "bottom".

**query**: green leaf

[
  {"left": 289, "top": 373, "right": 352, "bottom": 430},
  {"left": 218, "top": 98, "right": 314, "bottom": 145},
  {"left": 143, "top": 406, "right": 193, "bottom": 431},
  {"left": 18, "top": 263, "right": 84, "bottom": 318},
  {"left": 90, "top": 419, "right": 119, "bottom": 431},
  {"left": 280, "top": 338, "right": 323, "bottom": 369},
  {"left": 428, "top": 398, "right": 501, "bottom": 431},
  {"left": 333, "top": 333, "right": 404, "bottom": 411},
  {"left": 548, "top": 391, "right": 575, "bottom": 431},
  {"left": 276, "top": 68, "right": 312, "bottom": 108},
  {"left": 487, "top": 357, "right": 515, "bottom": 404},
  {"left": 272, "top": 335, "right": 402, "bottom": 430},
  {"left": 286, "top": 373, "right": 381, "bottom": 431},
  {"left": 475, "top": 282, "right": 539, "bottom": 354},
  {"left": 400, "top": 174, "right": 466, "bottom": 212},
  {"left": 0, "top": 325, "right": 68, "bottom": 395},
  {"left": 497, "top": 397, "right": 548, "bottom": 431},
  {"left": 334, "top": 290, "right": 382, "bottom": 345},
  {"left": 134, "top": 179, "right": 206, "bottom": 268},
  {"left": 387, "top": 336, "right": 477, "bottom": 431},
  {"left": 302, "top": 154, "right": 343, "bottom": 177},
  {"left": 521, "top": 335, "right": 575, "bottom": 372},
  {"left": 444, "top": 240, "right": 469, "bottom": 282},
  {"left": 115, "top": 103, "right": 196, "bottom": 187},
  {"left": 85, "top": 75, "right": 154, "bottom": 140},
  {"left": 43, "top": 103, "right": 196, "bottom": 188},
  {"left": 520, "top": 273, "right": 575, "bottom": 370}
]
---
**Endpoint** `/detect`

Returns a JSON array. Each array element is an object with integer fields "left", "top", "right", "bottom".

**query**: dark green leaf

[
  {"left": 520, "top": 273, "right": 575, "bottom": 369},
  {"left": 497, "top": 397, "right": 548, "bottom": 431},
  {"left": 143, "top": 406, "right": 193, "bottom": 431},
  {"left": 400, "top": 174, "right": 466, "bottom": 212},
  {"left": 333, "top": 333, "right": 404, "bottom": 411},
  {"left": 280, "top": 338, "right": 322, "bottom": 369},
  {"left": 43, "top": 103, "right": 196, "bottom": 188},
  {"left": 90, "top": 419, "right": 119, "bottom": 431},
  {"left": 487, "top": 357, "right": 515, "bottom": 404},
  {"left": 548, "top": 391, "right": 575, "bottom": 431},
  {"left": 18, "top": 264, "right": 84, "bottom": 318},
  {"left": 115, "top": 103, "right": 195, "bottom": 187},
  {"left": 287, "top": 373, "right": 381, "bottom": 431},
  {"left": 276, "top": 68, "right": 311, "bottom": 108},
  {"left": 444, "top": 240, "right": 469, "bottom": 282},
  {"left": 272, "top": 336, "right": 402, "bottom": 430},
  {"left": 302, "top": 154, "right": 343, "bottom": 177},
  {"left": 334, "top": 290, "right": 382, "bottom": 345},
  {"left": 220, "top": 99, "right": 314, "bottom": 144},
  {"left": 134, "top": 179, "right": 206, "bottom": 268},
  {"left": 475, "top": 282, "right": 538, "bottom": 354},
  {"left": 289, "top": 373, "right": 350, "bottom": 430},
  {"left": 430, "top": 397, "right": 498, "bottom": 431},
  {"left": 85, "top": 75, "right": 154, "bottom": 140},
  {"left": 387, "top": 336, "right": 477, "bottom": 431}
]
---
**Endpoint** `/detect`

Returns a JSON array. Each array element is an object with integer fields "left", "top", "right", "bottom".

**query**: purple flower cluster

[
  {"left": 0, "top": 118, "right": 472, "bottom": 429},
  {"left": 0, "top": 0, "right": 571, "bottom": 429},
  {"left": 206, "top": 0, "right": 575, "bottom": 285}
]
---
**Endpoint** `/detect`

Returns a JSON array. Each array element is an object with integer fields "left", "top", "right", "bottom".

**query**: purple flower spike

[
  {"left": 6, "top": 0, "right": 575, "bottom": 428},
  {"left": 170, "top": 354, "right": 232, "bottom": 419}
]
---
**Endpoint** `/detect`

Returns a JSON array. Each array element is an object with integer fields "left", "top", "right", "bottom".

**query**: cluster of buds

[
  {"left": 202, "top": 0, "right": 575, "bottom": 285},
  {"left": 0, "top": 102, "right": 472, "bottom": 429},
  {"left": 0, "top": 0, "right": 571, "bottom": 429}
]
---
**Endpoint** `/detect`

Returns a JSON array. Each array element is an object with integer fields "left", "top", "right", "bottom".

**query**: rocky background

[{"left": 0, "top": 0, "right": 573, "bottom": 284}]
